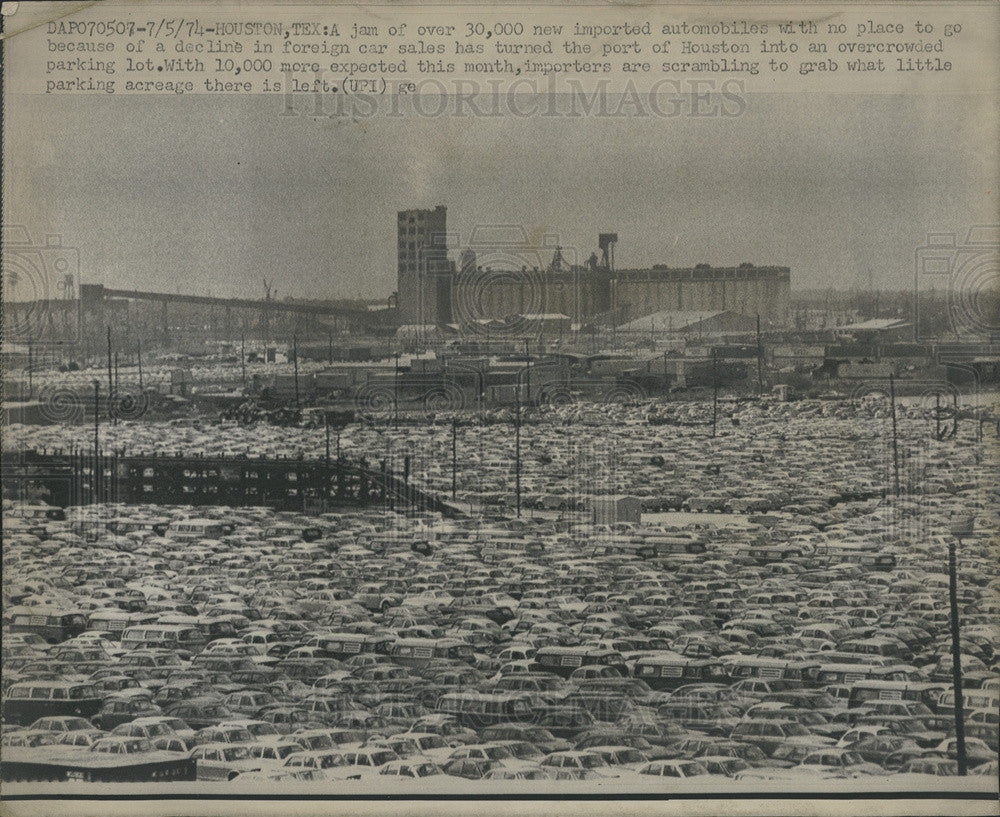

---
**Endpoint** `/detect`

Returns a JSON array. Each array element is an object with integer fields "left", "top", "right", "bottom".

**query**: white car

[
  {"left": 637, "top": 759, "right": 711, "bottom": 778},
  {"left": 191, "top": 742, "right": 261, "bottom": 781},
  {"left": 378, "top": 760, "right": 447, "bottom": 779}
]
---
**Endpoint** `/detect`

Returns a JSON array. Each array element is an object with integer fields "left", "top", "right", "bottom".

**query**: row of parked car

[
  {"left": 2, "top": 395, "right": 998, "bottom": 789},
  {"left": 3, "top": 516, "right": 997, "bottom": 785},
  {"left": 7, "top": 393, "right": 989, "bottom": 518}
]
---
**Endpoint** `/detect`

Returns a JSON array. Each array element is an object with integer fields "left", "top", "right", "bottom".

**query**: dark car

[
  {"left": 534, "top": 706, "right": 597, "bottom": 739},
  {"left": 574, "top": 730, "right": 672, "bottom": 760},
  {"left": 480, "top": 723, "right": 572, "bottom": 754},
  {"left": 729, "top": 719, "right": 834, "bottom": 757},
  {"left": 92, "top": 696, "right": 163, "bottom": 731},
  {"left": 164, "top": 697, "right": 236, "bottom": 730},
  {"left": 441, "top": 757, "right": 499, "bottom": 779}
]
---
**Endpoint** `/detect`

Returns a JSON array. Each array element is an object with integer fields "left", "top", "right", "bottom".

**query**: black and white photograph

[{"left": 1, "top": 2, "right": 998, "bottom": 814}]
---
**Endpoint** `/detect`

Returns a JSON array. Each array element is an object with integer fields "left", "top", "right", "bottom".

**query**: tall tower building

[{"left": 397, "top": 206, "right": 450, "bottom": 325}]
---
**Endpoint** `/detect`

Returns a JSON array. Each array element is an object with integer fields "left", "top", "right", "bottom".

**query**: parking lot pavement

[{"left": 2, "top": 396, "right": 997, "bottom": 789}]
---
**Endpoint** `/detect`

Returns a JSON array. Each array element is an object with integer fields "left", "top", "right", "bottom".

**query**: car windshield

[
  {"left": 484, "top": 746, "right": 514, "bottom": 760},
  {"left": 70, "top": 686, "right": 97, "bottom": 699},
  {"left": 225, "top": 729, "right": 252, "bottom": 742},
  {"left": 223, "top": 746, "right": 251, "bottom": 760},
  {"left": 529, "top": 729, "right": 556, "bottom": 741}
]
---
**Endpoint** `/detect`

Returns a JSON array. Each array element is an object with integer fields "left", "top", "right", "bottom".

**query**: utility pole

[
  {"left": 393, "top": 352, "right": 400, "bottom": 430},
  {"left": 525, "top": 339, "right": 531, "bottom": 404},
  {"left": 948, "top": 515, "right": 973, "bottom": 775},
  {"left": 712, "top": 349, "right": 718, "bottom": 438},
  {"left": 515, "top": 385, "right": 522, "bottom": 518},
  {"left": 451, "top": 418, "right": 458, "bottom": 500},
  {"left": 756, "top": 314, "right": 764, "bottom": 396},
  {"left": 324, "top": 414, "right": 331, "bottom": 509},
  {"left": 889, "top": 374, "right": 900, "bottom": 496},
  {"left": 292, "top": 334, "right": 300, "bottom": 407},
  {"left": 328, "top": 332, "right": 333, "bottom": 364},
  {"left": 325, "top": 414, "right": 331, "bottom": 464},
  {"left": 93, "top": 380, "right": 100, "bottom": 503},
  {"left": 27, "top": 343, "right": 33, "bottom": 399},
  {"left": 137, "top": 342, "right": 143, "bottom": 390},
  {"left": 106, "top": 327, "right": 115, "bottom": 424},
  {"left": 403, "top": 453, "right": 411, "bottom": 511},
  {"left": 240, "top": 333, "right": 246, "bottom": 388}
]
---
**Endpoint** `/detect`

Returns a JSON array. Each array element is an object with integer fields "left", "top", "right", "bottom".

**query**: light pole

[
  {"left": 525, "top": 339, "right": 531, "bottom": 404},
  {"left": 92, "top": 380, "right": 100, "bottom": 504},
  {"left": 324, "top": 414, "right": 331, "bottom": 511},
  {"left": 451, "top": 417, "right": 458, "bottom": 501},
  {"left": 107, "top": 326, "right": 115, "bottom": 425},
  {"left": 515, "top": 384, "right": 522, "bottom": 518},
  {"left": 292, "top": 334, "right": 300, "bottom": 407},
  {"left": 756, "top": 313, "right": 764, "bottom": 396},
  {"left": 393, "top": 352, "right": 401, "bottom": 430},
  {"left": 889, "top": 374, "right": 900, "bottom": 496},
  {"left": 947, "top": 515, "right": 974, "bottom": 775},
  {"left": 712, "top": 349, "right": 718, "bottom": 438}
]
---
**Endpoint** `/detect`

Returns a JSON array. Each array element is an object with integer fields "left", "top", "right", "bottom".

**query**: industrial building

[
  {"left": 396, "top": 208, "right": 791, "bottom": 330},
  {"left": 397, "top": 206, "right": 452, "bottom": 325}
]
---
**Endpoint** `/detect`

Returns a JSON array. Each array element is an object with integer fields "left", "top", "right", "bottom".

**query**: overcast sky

[{"left": 4, "top": 91, "right": 996, "bottom": 301}]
